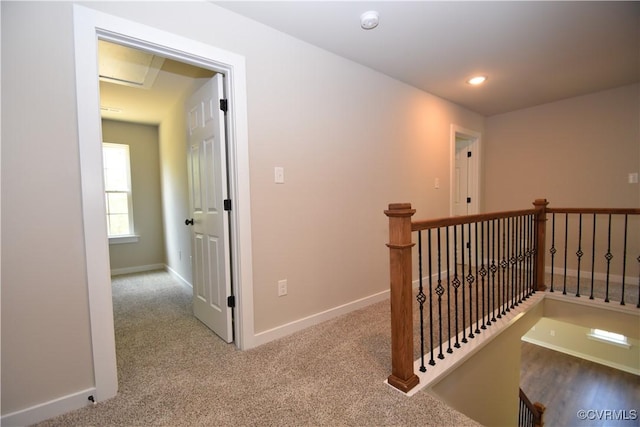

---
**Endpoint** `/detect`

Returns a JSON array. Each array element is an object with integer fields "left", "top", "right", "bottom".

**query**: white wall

[{"left": 1, "top": 0, "right": 484, "bottom": 418}]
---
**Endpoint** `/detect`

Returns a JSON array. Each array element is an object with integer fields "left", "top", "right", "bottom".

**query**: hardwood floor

[{"left": 520, "top": 342, "right": 640, "bottom": 427}]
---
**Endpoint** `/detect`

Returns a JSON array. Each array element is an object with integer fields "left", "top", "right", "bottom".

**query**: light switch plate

[{"left": 275, "top": 167, "right": 285, "bottom": 184}]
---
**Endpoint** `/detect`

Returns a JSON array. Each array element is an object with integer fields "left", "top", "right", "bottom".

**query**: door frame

[
  {"left": 450, "top": 124, "right": 482, "bottom": 216},
  {"left": 73, "top": 5, "right": 255, "bottom": 402}
]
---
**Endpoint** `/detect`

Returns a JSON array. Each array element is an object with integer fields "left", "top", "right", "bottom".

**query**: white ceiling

[
  {"left": 101, "top": 1, "right": 639, "bottom": 123},
  {"left": 216, "top": 1, "right": 639, "bottom": 116}
]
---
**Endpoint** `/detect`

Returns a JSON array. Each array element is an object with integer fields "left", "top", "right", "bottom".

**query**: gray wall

[
  {"left": 484, "top": 84, "right": 640, "bottom": 211},
  {"left": 102, "top": 119, "right": 166, "bottom": 272}
]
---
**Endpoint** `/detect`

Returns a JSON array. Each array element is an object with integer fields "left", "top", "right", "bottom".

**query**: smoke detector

[{"left": 360, "top": 11, "right": 379, "bottom": 30}]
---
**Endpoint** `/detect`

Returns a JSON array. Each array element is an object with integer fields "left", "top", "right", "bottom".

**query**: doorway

[
  {"left": 73, "top": 5, "right": 255, "bottom": 402},
  {"left": 98, "top": 39, "right": 235, "bottom": 334},
  {"left": 450, "top": 124, "right": 481, "bottom": 217}
]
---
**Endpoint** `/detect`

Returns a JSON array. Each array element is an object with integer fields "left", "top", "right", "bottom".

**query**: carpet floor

[{"left": 34, "top": 270, "right": 478, "bottom": 427}]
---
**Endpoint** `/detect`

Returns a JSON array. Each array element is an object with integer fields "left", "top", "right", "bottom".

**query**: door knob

[{"left": 185, "top": 218, "right": 194, "bottom": 226}]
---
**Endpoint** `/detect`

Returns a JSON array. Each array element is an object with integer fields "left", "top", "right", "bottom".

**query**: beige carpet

[{"left": 34, "top": 271, "right": 479, "bottom": 427}]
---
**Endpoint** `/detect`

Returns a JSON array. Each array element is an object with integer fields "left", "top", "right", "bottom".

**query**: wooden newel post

[
  {"left": 533, "top": 199, "right": 549, "bottom": 291},
  {"left": 385, "top": 203, "right": 419, "bottom": 392}
]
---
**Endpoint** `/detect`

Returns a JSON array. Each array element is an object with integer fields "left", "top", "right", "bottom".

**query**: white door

[
  {"left": 454, "top": 137, "right": 474, "bottom": 216},
  {"left": 186, "top": 74, "right": 233, "bottom": 342}
]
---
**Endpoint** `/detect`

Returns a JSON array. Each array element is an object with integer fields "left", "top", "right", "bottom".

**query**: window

[
  {"left": 103, "top": 143, "right": 137, "bottom": 243},
  {"left": 588, "top": 328, "right": 631, "bottom": 349}
]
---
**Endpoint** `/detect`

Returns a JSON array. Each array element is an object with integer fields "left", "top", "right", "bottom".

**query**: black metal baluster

[
  {"left": 480, "top": 221, "right": 487, "bottom": 329},
  {"left": 563, "top": 213, "right": 568, "bottom": 295},
  {"left": 589, "top": 213, "right": 596, "bottom": 300},
  {"left": 530, "top": 215, "right": 536, "bottom": 295},
  {"left": 621, "top": 214, "right": 628, "bottom": 306},
  {"left": 436, "top": 228, "right": 445, "bottom": 360},
  {"left": 576, "top": 213, "right": 583, "bottom": 297},
  {"left": 507, "top": 218, "right": 516, "bottom": 311},
  {"left": 517, "top": 216, "right": 524, "bottom": 304},
  {"left": 511, "top": 216, "right": 518, "bottom": 308},
  {"left": 522, "top": 216, "right": 527, "bottom": 299},
  {"left": 474, "top": 222, "right": 481, "bottom": 334},
  {"left": 428, "top": 229, "right": 435, "bottom": 366},
  {"left": 528, "top": 215, "right": 534, "bottom": 295},
  {"left": 499, "top": 218, "right": 506, "bottom": 318},
  {"left": 604, "top": 214, "right": 613, "bottom": 303},
  {"left": 417, "top": 231, "right": 426, "bottom": 372},
  {"left": 490, "top": 219, "right": 497, "bottom": 324},
  {"left": 467, "top": 222, "right": 475, "bottom": 338},
  {"left": 454, "top": 225, "right": 462, "bottom": 348},
  {"left": 550, "top": 213, "right": 556, "bottom": 292},
  {"left": 636, "top": 255, "right": 640, "bottom": 308},
  {"left": 446, "top": 227, "right": 453, "bottom": 354}
]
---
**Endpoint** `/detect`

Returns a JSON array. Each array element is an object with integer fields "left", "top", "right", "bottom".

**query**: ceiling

[
  {"left": 100, "top": 1, "right": 639, "bottom": 123},
  {"left": 99, "top": 44, "right": 214, "bottom": 124},
  {"left": 216, "top": 1, "right": 639, "bottom": 116}
]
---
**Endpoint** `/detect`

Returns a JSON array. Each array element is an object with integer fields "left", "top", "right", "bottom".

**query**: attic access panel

[{"left": 98, "top": 40, "right": 164, "bottom": 89}]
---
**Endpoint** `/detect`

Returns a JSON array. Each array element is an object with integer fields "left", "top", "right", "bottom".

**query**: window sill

[{"left": 109, "top": 235, "right": 140, "bottom": 245}]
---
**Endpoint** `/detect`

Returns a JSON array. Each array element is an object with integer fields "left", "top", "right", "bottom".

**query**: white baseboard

[
  {"left": 253, "top": 289, "right": 390, "bottom": 347},
  {"left": 546, "top": 266, "right": 636, "bottom": 286},
  {"left": 1, "top": 387, "right": 96, "bottom": 427},
  {"left": 165, "top": 264, "right": 192, "bottom": 288},
  {"left": 110, "top": 263, "right": 165, "bottom": 276},
  {"left": 521, "top": 336, "right": 640, "bottom": 376}
]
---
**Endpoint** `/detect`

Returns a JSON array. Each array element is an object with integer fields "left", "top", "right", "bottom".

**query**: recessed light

[
  {"left": 467, "top": 76, "right": 488, "bottom": 85},
  {"left": 360, "top": 11, "right": 379, "bottom": 30}
]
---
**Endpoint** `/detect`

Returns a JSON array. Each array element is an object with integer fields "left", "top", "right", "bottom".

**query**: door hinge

[
  {"left": 467, "top": 197, "right": 472, "bottom": 204},
  {"left": 467, "top": 151, "right": 472, "bottom": 158},
  {"left": 224, "top": 199, "right": 232, "bottom": 211},
  {"left": 219, "top": 99, "right": 228, "bottom": 112},
  {"left": 227, "top": 295, "right": 235, "bottom": 308}
]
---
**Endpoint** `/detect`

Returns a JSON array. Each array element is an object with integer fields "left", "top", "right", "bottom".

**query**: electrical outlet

[
  {"left": 278, "top": 279, "right": 287, "bottom": 297},
  {"left": 550, "top": 330, "right": 555, "bottom": 337}
]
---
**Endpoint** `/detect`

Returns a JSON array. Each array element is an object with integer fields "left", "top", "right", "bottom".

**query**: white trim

[
  {"left": 166, "top": 264, "right": 193, "bottom": 289},
  {"left": 393, "top": 292, "right": 546, "bottom": 396},
  {"left": 253, "top": 289, "right": 390, "bottom": 347},
  {"left": 449, "top": 124, "right": 482, "bottom": 217},
  {"left": 110, "top": 263, "right": 165, "bottom": 276},
  {"left": 108, "top": 234, "right": 140, "bottom": 245},
  {"left": 73, "top": 4, "right": 255, "bottom": 406},
  {"left": 545, "top": 266, "right": 637, "bottom": 287},
  {"left": 544, "top": 291, "right": 638, "bottom": 315},
  {"left": 521, "top": 336, "right": 639, "bottom": 376},
  {"left": 0, "top": 388, "right": 96, "bottom": 427}
]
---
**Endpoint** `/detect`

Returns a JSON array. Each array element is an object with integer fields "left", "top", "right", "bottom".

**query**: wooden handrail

[
  {"left": 547, "top": 207, "right": 640, "bottom": 215},
  {"left": 412, "top": 208, "right": 536, "bottom": 231},
  {"left": 385, "top": 198, "right": 639, "bottom": 395}
]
